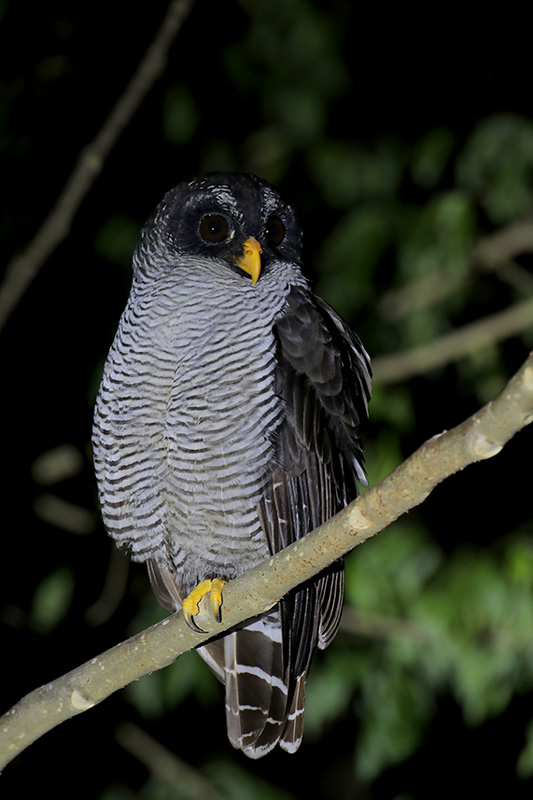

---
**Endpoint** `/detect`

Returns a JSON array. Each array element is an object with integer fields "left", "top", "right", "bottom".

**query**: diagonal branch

[
  {"left": 372, "top": 296, "right": 533, "bottom": 383},
  {"left": 0, "top": 0, "right": 194, "bottom": 334},
  {"left": 1, "top": 351, "right": 532, "bottom": 772},
  {"left": 377, "top": 219, "right": 533, "bottom": 323}
]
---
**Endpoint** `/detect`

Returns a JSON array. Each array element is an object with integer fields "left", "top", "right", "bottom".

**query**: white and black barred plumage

[{"left": 92, "top": 173, "right": 371, "bottom": 758}]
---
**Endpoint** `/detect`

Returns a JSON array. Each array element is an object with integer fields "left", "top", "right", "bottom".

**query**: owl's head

[{"left": 135, "top": 173, "right": 304, "bottom": 285}]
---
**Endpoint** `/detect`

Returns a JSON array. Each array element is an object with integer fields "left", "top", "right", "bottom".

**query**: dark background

[{"left": 1, "top": 2, "right": 532, "bottom": 798}]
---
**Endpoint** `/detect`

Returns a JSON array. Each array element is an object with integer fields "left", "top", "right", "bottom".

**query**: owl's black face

[{"left": 158, "top": 173, "right": 303, "bottom": 283}]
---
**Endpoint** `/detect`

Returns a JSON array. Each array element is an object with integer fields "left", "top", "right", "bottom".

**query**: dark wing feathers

[
  {"left": 272, "top": 285, "right": 371, "bottom": 537},
  {"left": 257, "top": 286, "right": 370, "bottom": 751}
]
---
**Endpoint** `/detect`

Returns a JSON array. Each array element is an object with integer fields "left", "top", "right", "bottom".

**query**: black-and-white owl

[{"left": 92, "top": 173, "right": 371, "bottom": 757}]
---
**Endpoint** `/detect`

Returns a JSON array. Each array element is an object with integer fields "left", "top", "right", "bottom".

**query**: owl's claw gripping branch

[{"left": 182, "top": 578, "right": 226, "bottom": 633}]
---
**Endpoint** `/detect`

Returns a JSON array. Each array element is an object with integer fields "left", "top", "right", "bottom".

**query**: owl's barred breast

[{"left": 93, "top": 259, "right": 297, "bottom": 597}]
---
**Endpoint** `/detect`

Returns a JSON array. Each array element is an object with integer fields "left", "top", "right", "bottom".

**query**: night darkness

[{"left": 1, "top": 3, "right": 532, "bottom": 799}]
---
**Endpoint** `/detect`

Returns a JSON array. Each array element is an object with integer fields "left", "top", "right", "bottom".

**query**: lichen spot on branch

[
  {"left": 70, "top": 690, "right": 95, "bottom": 711},
  {"left": 471, "top": 432, "right": 503, "bottom": 460}
]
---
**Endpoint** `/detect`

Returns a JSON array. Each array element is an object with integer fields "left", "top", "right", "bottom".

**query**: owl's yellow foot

[{"left": 182, "top": 578, "right": 226, "bottom": 633}]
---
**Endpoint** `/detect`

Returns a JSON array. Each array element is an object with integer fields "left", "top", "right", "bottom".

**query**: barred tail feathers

[{"left": 201, "top": 609, "right": 300, "bottom": 759}]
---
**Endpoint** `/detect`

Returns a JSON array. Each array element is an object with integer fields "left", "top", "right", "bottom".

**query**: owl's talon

[
  {"left": 183, "top": 606, "right": 206, "bottom": 633},
  {"left": 183, "top": 578, "right": 226, "bottom": 633}
]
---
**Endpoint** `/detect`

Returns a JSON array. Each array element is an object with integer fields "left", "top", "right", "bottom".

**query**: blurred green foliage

[
  {"left": 456, "top": 115, "right": 533, "bottom": 224},
  {"left": 1, "top": 1, "right": 533, "bottom": 799},
  {"left": 30, "top": 566, "right": 75, "bottom": 633}
]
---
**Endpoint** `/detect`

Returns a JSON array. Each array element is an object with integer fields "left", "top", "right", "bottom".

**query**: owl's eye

[
  {"left": 199, "top": 214, "right": 230, "bottom": 243},
  {"left": 265, "top": 215, "right": 285, "bottom": 247}
]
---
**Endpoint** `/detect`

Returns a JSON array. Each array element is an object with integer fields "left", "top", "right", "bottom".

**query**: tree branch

[
  {"left": 377, "top": 219, "right": 533, "bottom": 323},
  {"left": 372, "top": 218, "right": 533, "bottom": 383},
  {"left": 1, "top": 352, "right": 532, "bottom": 772},
  {"left": 0, "top": 0, "right": 194, "bottom": 334},
  {"left": 115, "top": 722, "right": 227, "bottom": 800},
  {"left": 372, "top": 296, "right": 533, "bottom": 383}
]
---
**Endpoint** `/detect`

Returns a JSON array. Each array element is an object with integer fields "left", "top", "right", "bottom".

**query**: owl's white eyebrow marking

[
  {"left": 208, "top": 185, "right": 237, "bottom": 207},
  {"left": 186, "top": 183, "right": 245, "bottom": 224},
  {"left": 261, "top": 188, "right": 284, "bottom": 219}
]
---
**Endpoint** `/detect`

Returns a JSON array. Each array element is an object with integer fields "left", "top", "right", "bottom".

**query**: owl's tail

[{"left": 200, "top": 608, "right": 305, "bottom": 758}]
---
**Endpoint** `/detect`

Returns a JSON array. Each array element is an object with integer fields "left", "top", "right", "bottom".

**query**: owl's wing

[
  {"left": 270, "top": 286, "right": 371, "bottom": 535},
  {"left": 255, "top": 285, "right": 371, "bottom": 751}
]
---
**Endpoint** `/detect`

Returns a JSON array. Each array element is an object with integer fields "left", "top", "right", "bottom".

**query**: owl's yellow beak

[{"left": 235, "top": 237, "right": 262, "bottom": 285}]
